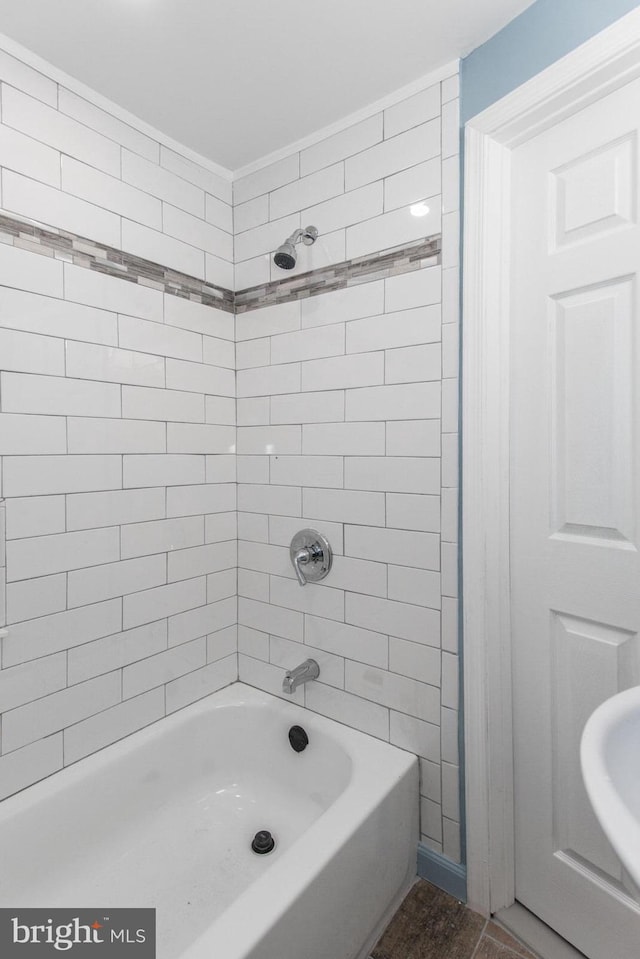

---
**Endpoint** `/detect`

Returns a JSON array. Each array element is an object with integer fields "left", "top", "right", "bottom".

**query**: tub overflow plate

[{"left": 288, "top": 725, "right": 309, "bottom": 752}]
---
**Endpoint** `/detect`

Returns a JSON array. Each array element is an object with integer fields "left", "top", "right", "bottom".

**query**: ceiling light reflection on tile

[{"left": 410, "top": 202, "right": 431, "bottom": 217}]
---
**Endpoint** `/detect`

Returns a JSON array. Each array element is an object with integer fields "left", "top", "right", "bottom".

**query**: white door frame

[{"left": 462, "top": 6, "right": 640, "bottom": 917}]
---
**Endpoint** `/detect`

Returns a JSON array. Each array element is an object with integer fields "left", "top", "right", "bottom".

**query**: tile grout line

[
  {"left": 468, "top": 919, "right": 489, "bottom": 959},
  {"left": 482, "top": 926, "right": 540, "bottom": 959}
]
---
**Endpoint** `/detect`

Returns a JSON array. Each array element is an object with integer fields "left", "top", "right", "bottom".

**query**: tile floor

[{"left": 370, "top": 880, "right": 538, "bottom": 959}]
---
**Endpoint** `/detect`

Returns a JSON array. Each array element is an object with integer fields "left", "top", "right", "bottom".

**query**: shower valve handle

[
  {"left": 290, "top": 530, "right": 332, "bottom": 586},
  {"left": 293, "top": 546, "right": 312, "bottom": 586}
]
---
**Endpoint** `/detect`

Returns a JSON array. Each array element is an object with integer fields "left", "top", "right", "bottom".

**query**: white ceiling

[{"left": 0, "top": 0, "right": 535, "bottom": 172}]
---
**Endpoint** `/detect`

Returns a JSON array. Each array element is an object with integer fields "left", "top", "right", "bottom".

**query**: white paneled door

[{"left": 510, "top": 78, "right": 640, "bottom": 957}]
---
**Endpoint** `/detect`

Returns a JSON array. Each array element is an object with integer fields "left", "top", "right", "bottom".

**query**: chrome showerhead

[
  {"left": 273, "top": 226, "right": 318, "bottom": 270},
  {"left": 274, "top": 239, "right": 297, "bottom": 270}
]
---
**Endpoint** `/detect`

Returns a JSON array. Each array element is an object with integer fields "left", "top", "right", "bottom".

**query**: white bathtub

[{"left": 0, "top": 683, "right": 418, "bottom": 959}]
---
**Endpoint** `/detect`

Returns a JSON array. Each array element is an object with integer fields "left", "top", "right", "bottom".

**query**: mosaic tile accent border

[
  {"left": 0, "top": 212, "right": 440, "bottom": 316},
  {"left": 0, "top": 212, "right": 235, "bottom": 314},
  {"left": 234, "top": 235, "right": 441, "bottom": 313}
]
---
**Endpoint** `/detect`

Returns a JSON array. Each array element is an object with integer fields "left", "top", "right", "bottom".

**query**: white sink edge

[{"left": 580, "top": 685, "right": 640, "bottom": 890}]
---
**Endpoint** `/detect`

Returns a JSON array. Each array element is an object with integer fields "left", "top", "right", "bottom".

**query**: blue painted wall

[{"left": 462, "top": 0, "right": 640, "bottom": 123}]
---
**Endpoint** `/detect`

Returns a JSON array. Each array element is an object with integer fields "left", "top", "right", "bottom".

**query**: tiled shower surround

[
  {"left": 233, "top": 70, "right": 461, "bottom": 862},
  {"left": 0, "top": 51, "right": 238, "bottom": 801},
  {"left": 0, "top": 47, "right": 460, "bottom": 864}
]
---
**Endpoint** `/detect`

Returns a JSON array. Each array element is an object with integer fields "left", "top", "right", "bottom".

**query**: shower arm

[
  {"left": 288, "top": 226, "right": 318, "bottom": 247},
  {"left": 289, "top": 228, "right": 306, "bottom": 246}
]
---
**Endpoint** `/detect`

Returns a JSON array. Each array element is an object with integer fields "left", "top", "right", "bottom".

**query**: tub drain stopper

[{"left": 251, "top": 830, "right": 275, "bottom": 855}]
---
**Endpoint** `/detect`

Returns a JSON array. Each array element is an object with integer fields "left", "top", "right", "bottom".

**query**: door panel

[
  {"left": 511, "top": 77, "right": 640, "bottom": 958},
  {"left": 551, "top": 133, "right": 636, "bottom": 249},
  {"left": 550, "top": 278, "right": 634, "bottom": 543}
]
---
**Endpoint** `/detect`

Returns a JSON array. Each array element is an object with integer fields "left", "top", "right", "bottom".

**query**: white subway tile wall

[
  {"left": 0, "top": 54, "right": 237, "bottom": 802},
  {"left": 234, "top": 73, "right": 460, "bottom": 859},
  {"left": 0, "top": 47, "right": 460, "bottom": 864},
  {"left": 233, "top": 87, "right": 446, "bottom": 287}
]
